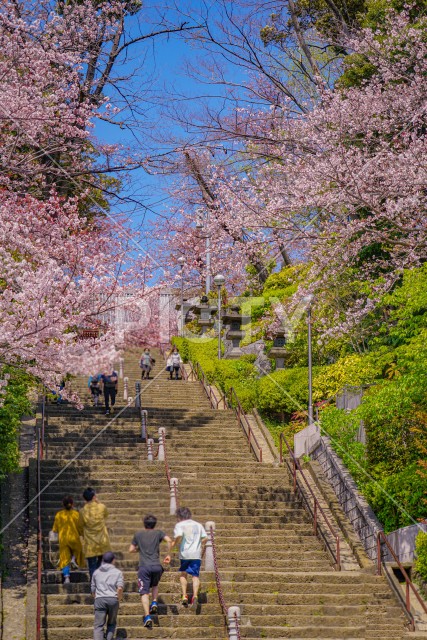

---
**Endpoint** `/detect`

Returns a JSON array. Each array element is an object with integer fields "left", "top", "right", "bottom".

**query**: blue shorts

[{"left": 179, "top": 559, "right": 201, "bottom": 577}]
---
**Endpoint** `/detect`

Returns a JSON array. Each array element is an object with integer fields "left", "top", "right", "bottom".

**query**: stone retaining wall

[{"left": 311, "top": 436, "right": 383, "bottom": 560}]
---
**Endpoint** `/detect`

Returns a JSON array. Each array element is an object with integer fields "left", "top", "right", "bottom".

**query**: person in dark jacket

[{"left": 101, "top": 368, "right": 118, "bottom": 415}]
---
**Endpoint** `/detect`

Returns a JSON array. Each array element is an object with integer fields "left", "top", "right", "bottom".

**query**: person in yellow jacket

[
  {"left": 52, "top": 496, "right": 84, "bottom": 584},
  {"left": 78, "top": 487, "right": 111, "bottom": 578}
]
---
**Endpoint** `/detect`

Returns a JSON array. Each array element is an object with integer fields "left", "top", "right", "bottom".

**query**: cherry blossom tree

[
  {"left": 0, "top": 0, "right": 181, "bottom": 392},
  {"left": 163, "top": 9, "right": 427, "bottom": 343}
]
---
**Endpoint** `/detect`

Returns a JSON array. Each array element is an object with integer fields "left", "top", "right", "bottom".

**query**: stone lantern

[
  {"left": 193, "top": 295, "right": 217, "bottom": 335},
  {"left": 223, "top": 305, "right": 249, "bottom": 358},
  {"left": 269, "top": 329, "right": 288, "bottom": 369}
]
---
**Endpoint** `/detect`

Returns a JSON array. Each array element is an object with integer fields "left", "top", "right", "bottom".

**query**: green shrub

[
  {"left": 226, "top": 379, "right": 258, "bottom": 412},
  {"left": 172, "top": 337, "right": 258, "bottom": 410},
  {"left": 257, "top": 367, "right": 309, "bottom": 417},
  {"left": 213, "top": 359, "right": 257, "bottom": 390},
  {"left": 0, "top": 368, "right": 33, "bottom": 480},
  {"left": 319, "top": 406, "right": 368, "bottom": 486},
  {"left": 363, "top": 465, "right": 427, "bottom": 533},
  {"left": 313, "top": 355, "right": 380, "bottom": 402},
  {"left": 358, "top": 377, "right": 426, "bottom": 475},
  {"left": 415, "top": 531, "right": 427, "bottom": 584}
]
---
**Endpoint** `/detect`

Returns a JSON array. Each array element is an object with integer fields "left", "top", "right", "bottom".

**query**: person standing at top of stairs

[
  {"left": 140, "top": 348, "right": 155, "bottom": 380},
  {"left": 169, "top": 347, "right": 183, "bottom": 380}
]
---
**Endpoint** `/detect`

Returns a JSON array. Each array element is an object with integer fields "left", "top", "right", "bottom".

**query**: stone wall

[
  {"left": 311, "top": 436, "right": 383, "bottom": 560},
  {"left": 387, "top": 523, "right": 427, "bottom": 564}
]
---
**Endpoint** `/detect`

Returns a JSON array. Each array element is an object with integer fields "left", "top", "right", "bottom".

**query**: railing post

[
  {"left": 336, "top": 536, "right": 341, "bottom": 571},
  {"left": 119, "top": 357, "right": 124, "bottom": 379},
  {"left": 227, "top": 606, "right": 241, "bottom": 640},
  {"left": 158, "top": 427, "right": 166, "bottom": 461},
  {"left": 123, "top": 376, "right": 128, "bottom": 401},
  {"left": 313, "top": 501, "right": 318, "bottom": 535},
  {"left": 147, "top": 438, "right": 154, "bottom": 462},
  {"left": 170, "top": 477, "right": 178, "bottom": 515},
  {"left": 204, "top": 521, "right": 215, "bottom": 571},
  {"left": 141, "top": 409, "right": 148, "bottom": 441},
  {"left": 376, "top": 533, "right": 382, "bottom": 575},
  {"left": 293, "top": 457, "right": 297, "bottom": 492},
  {"left": 135, "top": 381, "right": 141, "bottom": 408}
]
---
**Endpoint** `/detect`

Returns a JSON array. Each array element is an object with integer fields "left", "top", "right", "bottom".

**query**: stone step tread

[{"left": 43, "top": 613, "right": 405, "bottom": 627}]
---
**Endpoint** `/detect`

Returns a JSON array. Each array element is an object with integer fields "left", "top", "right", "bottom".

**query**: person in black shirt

[{"left": 129, "top": 514, "right": 172, "bottom": 628}]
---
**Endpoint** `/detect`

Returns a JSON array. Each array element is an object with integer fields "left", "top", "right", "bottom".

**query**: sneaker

[
  {"left": 63, "top": 576, "right": 70, "bottom": 584},
  {"left": 70, "top": 556, "right": 78, "bottom": 569},
  {"left": 143, "top": 615, "right": 153, "bottom": 629},
  {"left": 105, "top": 410, "right": 110, "bottom": 415},
  {"left": 190, "top": 595, "right": 198, "bottom": 608},
  {"left": 181, "top": 595, "right": 189, "bottom": 607},
  {"left": 149, "top": 601, "right": 158, "bottom": 614}
]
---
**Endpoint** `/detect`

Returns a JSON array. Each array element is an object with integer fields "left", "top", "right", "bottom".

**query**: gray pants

[{"left": 94, "top": 597, "right": 119, "bottom": 640}]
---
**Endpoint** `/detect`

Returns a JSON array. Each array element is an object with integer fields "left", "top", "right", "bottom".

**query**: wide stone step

[
  {"left": 40, "top": 495, "right": 298, "bottom": 507},
  {"left": 41, "top": 579, "right": 395, "bottom": 597},
  {"left": 42, "top": 627, "right": 225, "bottom": 639},
  {"left": 40, "top": 504, "right": 308, "bottom": 517},
  {"left": 238, "top": 626, "right": 403, "bottom": 638},
  {"left": 44, "top": 600, "right": 399, "bottom": 616},
  {"left": 42, "top": 611, "right": 404, "bottom": 630},
  {"left": 43, "top": 612, "right": 225, "bottom": 628}
]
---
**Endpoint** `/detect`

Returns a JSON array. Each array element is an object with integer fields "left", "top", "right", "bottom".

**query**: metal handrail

[
  {"left": 36, "top": 393, "right": 46, "bottom": 640},
  {"left": 210, "top": 525, "right": 242, "bottom": 639},
  {"left": 234, "top": 611, "right": 241, "bottom": 640},
  {"left": 279, "top": 432, "right": 341, "bottom": 570},
  {"left": 228, "top": 387, "right": 263, "bottom": 463},
  {"left": 189, "top": 360, "right": 229, "bottom": 410},
  {"left": 141, "top": 409, "right": 148, "bottom": 440},
  {"left": 377, "top": 531, "right": 427, "bottom": 630},
  {"left": 161, "top": 429, "right": 179, "bottom": 509},
  {"left": 185, "top": 359, "right": 262, "bottom": 461},
  {"left": 179, "top": 362, "right": 188, "bottom": 381}
]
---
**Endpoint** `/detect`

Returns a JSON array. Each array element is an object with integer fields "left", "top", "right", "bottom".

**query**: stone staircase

[{"left": 37, "top": 348, "right": 420, "bottom": 639}]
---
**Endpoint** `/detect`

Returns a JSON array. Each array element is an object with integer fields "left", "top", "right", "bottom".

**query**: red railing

[
  {"left": 188, "top": 361, "right": 228, "bottom": 410},
  {"left": 279, "top": 432, "right": 341, "bottom": 570},
  {"left": 377, "top": 531, "right": 427, "bottom": 631},
  {"left": 210, "top": 525, "right": 241, "bottom": 639},
  {"left": 228, "top": 387, "right": 263, "bottom": 463},
  {"left": 159, "top": 428, "right": 179, "bottom": 510},
  {"left": 36, "top": 393, "right": 46, "bottom": 640}
]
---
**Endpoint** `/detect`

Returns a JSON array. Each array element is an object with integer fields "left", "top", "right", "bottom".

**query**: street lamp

[
  {"left": 305, "top": 295, "right": 315, "bottom": 425},
  {"left": 196, "top": 209, "right": 211, "bottom": 295},
  {"left": 213, "top": 274, "right": 225, "bottom": 359},
  {"left": 177, "top": 256, "right": 185, "bottom": 337}
]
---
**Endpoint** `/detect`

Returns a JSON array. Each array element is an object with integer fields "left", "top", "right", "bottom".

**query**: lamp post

[
  {"left": 177, "top": 256, "right": 185, "bottom": 337},
  {"left": 305, "top": 295, "right": 314, "bottom": 425},
  {"left": 213, "top": 274, "right": 225, "bottom": 359},
  {"left": 196, "top": 209, "right": 211, "bottom": 295}
]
